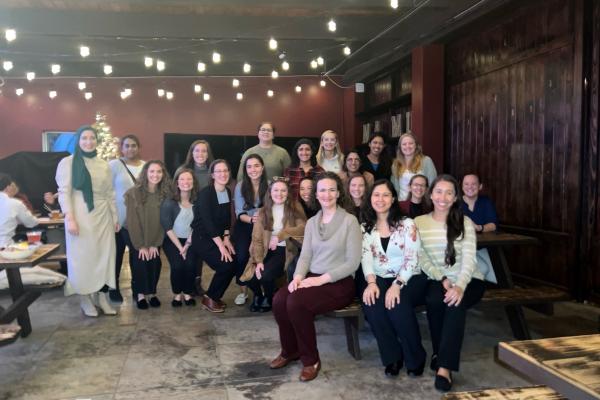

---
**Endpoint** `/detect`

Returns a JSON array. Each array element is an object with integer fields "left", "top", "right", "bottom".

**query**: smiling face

[
  {"left": 462, "top": 174, "right": 481, "bottom": 199},
  {"left": 121, "top": 138, "right": 139, "bottom": 160},
  {"left": 316, "top": 178, "right": 339, "bottom": 209},
  {"left": 431, "top": 180, "right": 458, "bottom": 214},
  {"left": 368, "top": 136, "right": 385, "bottom": 156},
  {"left": 147, "top": 163, "right": 164, "bottom": 187},
  {"left": 321, "top": 131, "right": 337, "bottom": 152},
  {"left": 345, "top": 152, "right": 361, "bottom": 173},
  {"left": 177, "top": 171, "right": 194, "bottom": 193},
  {"left": 371, "top": 183, "right": 394, "bottom": 215},
  {"left": 245, "top": 157, "right": 264, "bottom": 181},
  {"left": 299, "top": 179, "right": 313, "bottom": 203},
  {"left": 79, "top": 130, "right": 97, "bottom": 152},
  {"left": 410, "top": 176, "right": 427, "bottom": 201},
  {"left": 193, "top": 143, "right": 209, "bottom": 166},
  {"left": 400, "top": 135, "right": 416, "bottom": 158},
  {"left": 211, "top": 162, "right": 230, "bottom": 186},
  {"left": 270, "top": 181, "right": 288, "bottom": 205},
  {"left": 348, "top": 176, "right": 366, "bottom": 201},
  {"left": 258, "top": 123, "right": 274, "bottom": 143},
  {"left": 297, "top": 144, "right": 312, "bottom": 164}
]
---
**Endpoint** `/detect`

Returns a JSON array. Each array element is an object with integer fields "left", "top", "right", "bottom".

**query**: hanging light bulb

[
  {"left": 123, "top": 88, "right": 132, "bottom": 97},
  {"left": 203, "top": 93, "right": 211, "bottom": 101},
  {"left": 144, "top": 56, "right": 153, "bottom": 67},
  {"left": 103, "top": 64, "right": 113, "bottom": 75},
  {"left": 78, "top": 82, "right": 86, "bottom": 91},
  {"left": 267, "top": 90, "right": 274, "bottom": 97},
  {"left": 317, "top": 56, "right": 324, "bottom": 66},
  {"left": 26, "top": 72, "right": 35, "bottom": 81},
  {"left": 271, "top": 70, "right": 279, "bottom": 79},
  {"left": 51, "top": 64, "right": 61, "bottom": 74},
  {"left": 343, "top": 46, "right": 351, "bottom": 56},
  {"left": 80, "top": 46, "right": 90, "bottom": 57},
  {"left": 197, "top": 62, "right": 206, "bottom": 72},
  {"left": 320, "top": 79, "right": 327, "bottom": 87},
  {"left": 157, "top": 89, "right": 165, "bottom": 97},
  {"left": 310, "top": 60, "right": 318, "bottom": 69},
  {"left": 166, "top": 91, "right": 174, "bottom": 100},
  {"left": 236, "top": 92, "right": 243, "bottom": 101},
  {"left": 84, "top": 92, "right": 93, "bottom": 100},
  {"left": 3, "top": 61, "right": 13, "bottom": 71},
  {"left": 194, "top": 84, "right": 202, "bottom": 93},
  {"left": 15, "top": 88, "right": 24, "bottom": 96},
  {"left": 232, "top": 79, "right": 240, "bottom": 87},
  {"left": 328, "top": 19, "right": 336, "bottom": 32},
  {"left": 49, "top": 90, "right": 57, "bottom": 99},
  {"left": 269, "top": 38, "right": 278, "bottom": 50},
  {"left": 390, "top": 0, "right": 399, "bottom": 9},
  {"left": 281, "top": 61, "right": 290, "bottom": 71},
  {"left": 212, "top": 52, "right": 221, "bottom": 63},
  {"left": 243, "top": 63, "right": 251, "bottom": 73},
  {"left": 295, "top": 85, "right": 302, "bottom": 93},
  {"left": 156, "top": 60, "right": 165, "bottom": 71},
  {"left": 5, "top": 29, "right": 16, "bottom": 42}
]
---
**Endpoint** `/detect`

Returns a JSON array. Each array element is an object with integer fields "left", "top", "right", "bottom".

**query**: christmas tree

[{"left": 92, "top": 112, "right": 119, "bottom": 160}]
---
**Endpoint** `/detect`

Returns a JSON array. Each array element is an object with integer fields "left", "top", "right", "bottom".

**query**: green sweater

[
  {"left": 236, "top": 144, "right": 291, "bottom": 182},
  {"left": 124, "top": 188, "right": 164, "bottom": 249}
]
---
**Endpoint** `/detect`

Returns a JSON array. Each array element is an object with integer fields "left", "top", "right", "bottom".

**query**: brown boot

[
  {"left": 201, "top": 295, "right": 224, "bottom": 313},
  {"left": 299, "top": 361, "right": 321, "bottom": 382}
]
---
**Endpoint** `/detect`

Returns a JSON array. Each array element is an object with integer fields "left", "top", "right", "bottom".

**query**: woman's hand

[
  {"left": 251, "top": 213, "right": 259, "bottom": 224},
  {"left": 385, "top": 284, "right": 401, "bottom": 310},
  {"left": 362, "top": 282, "right": 380, "bottom": 306},
  {"left": 223, "top": 236, "right": 236, "bottom": 255},
  {"left": 148, "top": 246, "right": 159, "bottom": 259},
  {"left": 442, "top": 278, "right": 453, "bottom": 291},
  {"left": 444, "top": 286, "right": 464, "bottom": 307},
  {"left": 138, "top": 247, "right": 150, "bottom": 261},
  {"left": 298, "top": 275, "right": 327, "bottom": 289},
  {"left": 65, "top": 215, "right": 79, "bottom": 236},
  {"left": 44, "top": 192, "right": 57, "bottom": 205},
  {"left": 114, "top": 223, "right": 120, "bottom": 233},
  {"left": 218, "top": 243, "right": 233, "bottom": 262},
  {"left": 180, "top": 243, "right": 190, "bottom": 260},
  {"left": 255, "top": 262, "right": 264, "bottom": 279},
  {"left": 268, "top": 236, "right": 279, "bottom": 251},
  {"left": 287, "top": 276, "right": 303, "bottom": 293}
]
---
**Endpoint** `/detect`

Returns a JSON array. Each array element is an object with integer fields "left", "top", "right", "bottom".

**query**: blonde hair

[
  {"left": 392, "top": 133, "right": 425, "bottom": 176},
  {"left": 316, "top": 130, "right": 344, "bottom": 170}
]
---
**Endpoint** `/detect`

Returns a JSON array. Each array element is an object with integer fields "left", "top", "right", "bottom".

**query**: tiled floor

[{"left": 1, "top": 261, "right": 599, "bottom": 400}]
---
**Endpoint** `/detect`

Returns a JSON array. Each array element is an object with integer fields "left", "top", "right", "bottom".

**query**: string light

[
  {"left": 390, "top": 0, "right": 399, "bottom": 9},
  {"left": 5, "top": 29, "right": 16, "bottom": 42},
  {"left": 156, "top": 60, "right": 165, "bottom": 71},
  {"left": 197, "top": 62, "right": 206, "bottom": 72},
  {"left": 243, "top": 63, "right": 251, "bottom": 73},
  {"left": 212, "top": 52, "right": 221, "bottom": 63},
  {"left": 51, "top": 64, "right": 61, "bottom": 74},
  {"left": 203, "top": 93, "right": 210, "bottom": 101},
  {"left": 49, "top": 90, "right": 57, "bottom": 99},
  {"left": 123, "top": 88, "right": 132, "bottom": 97},
  {"left": 80, "top": 46, "right": 90, "bottom": 58},
  {"left": 26, "top": 72, "right": 35, "bottom": 81},
  {"left": 320, "top": 80, "right": 327, "bottom": 87},
  {"left": 343, "top": 46, "right": 351, "bottom": 56},
  {"left": 281, "top": 61, "right": 290, "bottom": 71},
  {"left": 295, "top": 85, "right": 302, "bottom": 93},
  {"left": 267, "top": 89, "right": 274, "bottom": 97},
  {"left": 328, "top": 19, "right": 337, "bottom": 32},
  {"left": 236, "top": 92, "right": 243, "bottom": 100},
  {"left": 15, "top": 88, "right": 24, "bottom": 96},
  {"left": 194, "top": 84, "right": 202, "bottom": 93},
  {"left": 3, "top": 61, "right": 13, "bottom": 71},
  {"left": 269, "top": 38, "right": 278, "bottom": 50},
  {"left": 166, "top": 91, "right": 174, "bottom": 100},
  {"left": 78, "top": 82, "right": 86, "bottom": 90},
  {"left": 103, "top": 64, "right": 113, "bottom": 75},
  {"left": 310, "top": 60, "right": 318, "bottom": 69},
  {"left": 144, "top": 57, "right": 153, "bottom": 67},
  {"left": 232, "top": 79, "right": 240, "bottom": 87},
  {"left": 271, "top": 70, "right": 279, "bottom": 79},
  {"left": 84, "top": 92, "right": 93, "bottom": 100},
  {"left": 157, "top": 89, "right": 165, "bottom": 97},
  {"left": 317, "top": 56, "right": 324, "bottom": 66}
]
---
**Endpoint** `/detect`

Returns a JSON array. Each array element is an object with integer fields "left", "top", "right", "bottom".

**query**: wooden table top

[
  {"left": 498, "top": 334, "right": 600, "bottom": 400},
  {"left": 36, "top": 217, "right": 65, "bottom": 226},
  {"left": 0, "top": 244, "right": 60, "bottom": 268},
  {"left": 477, "top": 232, "right": 540, "bottom": 248}
]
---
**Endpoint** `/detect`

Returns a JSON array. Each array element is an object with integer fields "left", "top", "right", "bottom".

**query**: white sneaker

[
  {"left": 96, "top": 292, "right": 117, "bottom": 315},
  {"left": 80, "top": 295, "right": 98, "bottom": 317},
  {"left": 234, "top": 293, "right": 248, "bottom": 305}
]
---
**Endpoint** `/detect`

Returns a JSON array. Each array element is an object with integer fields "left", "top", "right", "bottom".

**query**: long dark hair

[
  {"left": 260, "top": 179, "right": 306, "bottom": 231},
  {"left": 366, "top": 132, "right": 392, "bottom": 166},
  {"left": 208, "top": 159, "right": 231, "bottom": 185},
  {"left": 429, "top": 174, "right": 464, "bottom": 266},
  {"left": 240, "top": 154, "right": 268, "bottom": 211},
  {"left": 183, "top": 140, "right": 214, "bottom": 169},
  {"left": 136, "top": 160, "right": 172, "bottom": 203},
  {"left": 171, "top": 167, "right": 199, "bottom": 203},
  {"left": 290, "top": 138, "right": 318, "bottom": 168},
  {"left": 361, "top": 179, "right": 405, "bottom": 233},
  {"left": 310, "top": 171, "right": 347, "bottom": 210},
  {"left": 341, "top": 149, "right": 364, "bottom": 174}
]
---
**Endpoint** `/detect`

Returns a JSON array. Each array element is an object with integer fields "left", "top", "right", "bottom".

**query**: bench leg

[
  {"left": 6, "top": 269, "right": 34, "bottom": 337},
  {"left": 343, "top": 316, "right": 362, "bottom": 360},
  {"left": 505, "top": 305, "right": 531, "bottom": 340}
]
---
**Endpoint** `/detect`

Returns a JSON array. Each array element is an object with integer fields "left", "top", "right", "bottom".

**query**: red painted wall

[{"left": 0, "top": 76, "right": 348, "bottom": 160}]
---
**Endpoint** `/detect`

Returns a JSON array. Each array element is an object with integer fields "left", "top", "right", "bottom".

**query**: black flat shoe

[
  {"left": 434, "top": 373, "right": 453, "bottom": 392},
  {"left": 259, "top": 297, "right": 272, "bottom": 313},
  {"left": 184, "top": 298, "right": 196, "bottom": 306},
  {"left": 109, "top": 289, "right": 123, "bottom": 302},
  {"left": 136, "top": 298, "right": 149, "bottom": 310},
  {"left": 407, "top": 359, "right": 425, "bottom": 377},
  {"left": 149, "top": 297, "right": 161, "bottom": 308},
  {"left": 171, "top": 298, "right": 182, "bottom": 307},
  {"left": 384, "top": 359, "right": 403, "bottom": 377},
  {"left": 250, "top": 296, "right": 263, "bottom": 312},
  {"left": 430, "top": 354, "right": 439, "bottom": 372}
]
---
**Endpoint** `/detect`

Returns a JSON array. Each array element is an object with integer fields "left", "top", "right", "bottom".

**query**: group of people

[{"left": 0, "top": 121, "right": 500, "bottom": 392}]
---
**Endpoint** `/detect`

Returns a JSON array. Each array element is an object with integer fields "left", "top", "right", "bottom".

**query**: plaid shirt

[{"left": 284, "top": 165, "right": 324, "bottom": 199}]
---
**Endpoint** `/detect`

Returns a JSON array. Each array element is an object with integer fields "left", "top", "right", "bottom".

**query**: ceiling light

[
  {"left": 78, "top": 81, "right": 86, "bottom": 90},
  {"left": 320, "top": 80, "right": 327, "bottom": 87},
  {"left": 269, "top": 38, "right": 278, "bottom": 50},
  {"left": 166, "top": 91, "right": 174, "bottom": 100},
  {"left": 15, "top": 88, "right": 24, "bottom": 96},
  {"left": 84, "top": 92, "right": 93, "bottom": 100},
  {"left": 281, "top": 61, "right": 289, "bottom": 71},
  {"left": 197, "top": 62, "right": 206, "bottom": 72},
  {"left": 49, "top": 90, "right": 57, "bottom": 99},
  {"left": 156, "top": 60, "right": 165, "bottom": 71},
  {"left": 5, "top": 29, "right": 16, "bottom": 42},
  {"left": 310, "top": 60, "right": 318, "bottom": 69},
  {"left": 267, "top": 90, "right": 274, "bottom": 97},
  {"left": 317, "top": 56, "right": 324, "bottom": 66},
  {"left": 3, "top": 61, "right": 13, "bottom": 71},
  {"left": 232, "top": 79, "right": 240, "bottom": 87},
  {"left": 295, "top": 85, "right": 302, "bottom": 93},
  {"left": 236, "top": 92, "right": 243, "bottom": 100},
  {"left": 51, "top": 64, "right": 61, "bottom": 74},
  {"left": 144, "top": 57, "right": 153, "bottom": 67},
  {"left": 103, "top": 64, "right": 112, "bottom": 75},
  {"left": 390, "top": 0, "right": 399, "bottom": 9},
  {"left": 212, "top": 52, "right": 221, "bottom": 63},
  {"left": 123, "top": 88, "right": 132, "bottom": 97},
  {"left": 203, "top": 93, "right": 210, "bottom": 101},
  {"left": 328, "top": 19, "right": 337, "bottom": 32},
  {"left": 80, "top": 46, "right": 90, "bottom": 57},
  {"left": 343, "top": 46, "right": 351, "bottom": 56},
  {"left": 120, "top": 91, "right": 128, "bottom": 100},
  {"left": 194, "top": 84, "right": 202, "bottom": 93},
  {"left": 157, "top": 89, "right": 165, "bottom": 97},
  {"left": 26, "top": 72, "right": 35, "bottom": 81},
  {"left": 243, "top": 63, "right": 251, "bottom": 73},
  {"left": 271, "top": 70, "right": 279, "bottom": 79}
]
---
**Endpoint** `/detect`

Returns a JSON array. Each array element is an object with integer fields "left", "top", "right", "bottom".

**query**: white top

[
  {"left": 109, "top": 159, "right": 145, "bottom": 227},
  {"left": 391, "top": 155, "right": 438, "bottom": 200},
  {"left": 0, "top": 192, "right": 39, "bottom": 247},
  {"left": 271, "top": 203, "right": 286, "bottom": 247},
  {"left": 319, "top": 154, "right": 342, "bottom": 174},
  {"left": 172, "top": 204, "right": 193, "bottom": 239}
]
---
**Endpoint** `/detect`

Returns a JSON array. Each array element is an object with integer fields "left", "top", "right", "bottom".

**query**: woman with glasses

[
  {"left": 236, "top": 122, "right": 291, "bottom": 182},
  {"left": 339, "top": 149, "right": 374, "bottom": 188},
  {"left": 398, "top": 174, "right": 432, "bottom": 218}
]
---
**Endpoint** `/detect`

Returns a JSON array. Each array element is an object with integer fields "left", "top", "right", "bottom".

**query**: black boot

[
  {"left": 250, "top": 295, "right": 263, "bottom": 312},
  {"left": 259, "top": 297, "right": 272, "bottom": 312}
]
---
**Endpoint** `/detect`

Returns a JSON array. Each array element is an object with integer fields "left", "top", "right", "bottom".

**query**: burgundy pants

[{"left": 272, "top": 274, "right": 355, "bottom": 366}]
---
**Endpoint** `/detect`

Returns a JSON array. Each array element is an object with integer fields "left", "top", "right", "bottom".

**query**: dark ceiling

[{"left": 0, "top": 0, "right": 509, "bottom": 84}]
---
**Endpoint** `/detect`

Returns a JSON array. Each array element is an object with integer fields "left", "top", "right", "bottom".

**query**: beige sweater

[{"left": 124, "top": 188, "right": 164, "bottom": 250}]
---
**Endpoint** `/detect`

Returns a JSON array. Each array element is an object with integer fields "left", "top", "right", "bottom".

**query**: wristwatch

[{"left": 393, "top": 279, "right": 405, "bottom": 289}]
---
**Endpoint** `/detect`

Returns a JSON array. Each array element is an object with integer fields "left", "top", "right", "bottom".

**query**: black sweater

[{"left": 191, "top": 185, "right": 231, "bottom": 241}]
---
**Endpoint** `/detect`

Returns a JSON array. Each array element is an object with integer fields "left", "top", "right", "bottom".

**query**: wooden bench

[
  {"left": 442, "top": 385, "right": 566, "bottom": 400},
  {"left": 329, "top": 286, "right": 569, "bottom": 361}
]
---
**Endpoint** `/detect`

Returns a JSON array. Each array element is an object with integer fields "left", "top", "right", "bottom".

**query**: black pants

[
  {"left": 129, "top": 244, "right": 162, "bottom": 296},
  {"left": 362, "top": 273, "right": 428, "bottom": 368},
  {"left": 114, "top": 228, "right": 135, "bottom": 293},
  {"left": 246, "top": 246, "right": 286, "bottom": 300},
  {"left": 193, "top": 237, "right": 236, "bottom": 301},
  {"left": 232, "top": 220, "right": 253, "bottom": 286},
  {"left": 426, "top": 278, "right": 486, "bottom": 372},
  {"left": 163, "top": 237, "right": 196, "bottom": 295}
]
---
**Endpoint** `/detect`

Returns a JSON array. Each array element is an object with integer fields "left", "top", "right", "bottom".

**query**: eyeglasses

[
  {"left": 259, "top": 128, "right": 273, "bottom": 132},
  {"left": 272, "top": 176, "right": 289, "bottom": 183},
  {"left": 213, "top": 169, "right": 229, "bottom": 174}
]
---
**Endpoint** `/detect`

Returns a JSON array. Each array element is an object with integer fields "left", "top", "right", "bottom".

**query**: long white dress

[{"left": 56, "top": 155, "right": 117, "bottom": 295}]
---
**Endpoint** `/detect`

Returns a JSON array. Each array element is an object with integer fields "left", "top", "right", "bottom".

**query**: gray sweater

[{"left": 295, "top": 207, "right": 362, "bottom": 282}]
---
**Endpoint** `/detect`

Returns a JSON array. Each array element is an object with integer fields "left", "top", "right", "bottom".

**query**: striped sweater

[{"left": 414, "top": 213, "right": 483, "bottom": 290}]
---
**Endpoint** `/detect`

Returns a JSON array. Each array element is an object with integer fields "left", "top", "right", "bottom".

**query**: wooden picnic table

[
  {"left": 498, "top": 334, "right": 600, "bottom": 400},
  {"left": 0, "top": 244, "right": 60, "bottom": 338}
]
